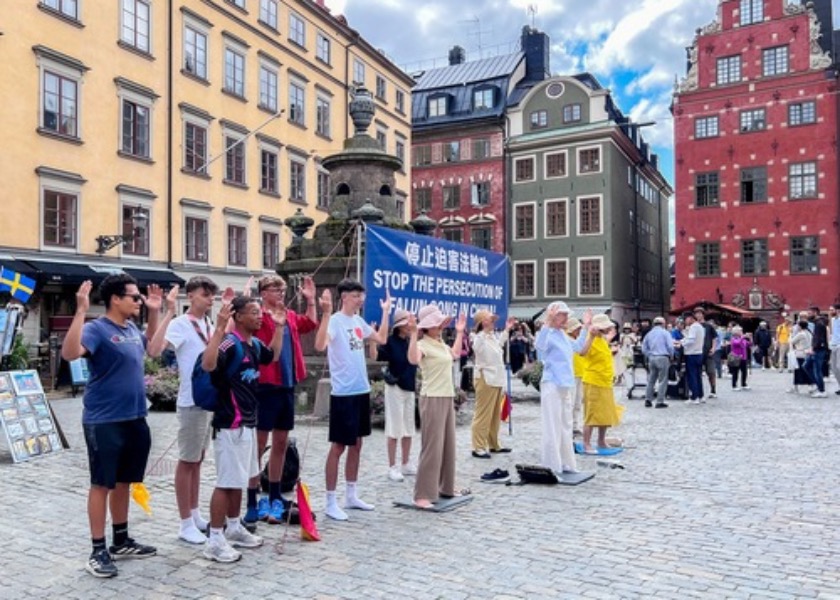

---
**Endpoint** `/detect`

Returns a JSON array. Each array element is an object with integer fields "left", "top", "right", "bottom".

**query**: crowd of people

[{"left": 63, "top": 271, "right": 840, "bottom": 577}]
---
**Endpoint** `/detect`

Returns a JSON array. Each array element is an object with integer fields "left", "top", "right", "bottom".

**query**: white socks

[
  {"left": 344, "top": 482, "right": 374, "bottom": 511},
  {"left": 179, "top": 516, "right": 207, "bottom": 544},
  {"left": 191, "top": 508, "right": 208, "bottom": 531},
  {"left": 325, "top": 491, "right": 348, "bottom": 521}
]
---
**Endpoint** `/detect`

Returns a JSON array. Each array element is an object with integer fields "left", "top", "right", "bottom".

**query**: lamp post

[{"left": 95, "top": 210, "right": 149, "bottom": 254}]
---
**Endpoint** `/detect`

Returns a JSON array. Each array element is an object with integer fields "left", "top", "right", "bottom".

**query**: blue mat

[
  {"left": 393, "top": 495, "right": 474, "bottom": 512},
  {"left": 574, "top": 442, "right": 623, "bottom": 456}
]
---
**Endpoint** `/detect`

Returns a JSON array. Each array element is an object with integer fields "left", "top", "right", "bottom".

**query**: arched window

[
  {"left": 336, "top": 182, "right": 350, "bottom": 195},
  {"left": 379, "top": 184, "right": 392, "bottom": 196}
]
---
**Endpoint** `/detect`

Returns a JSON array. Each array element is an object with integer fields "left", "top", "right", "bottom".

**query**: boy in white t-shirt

[{"left": 314, "top": 279, "right": 391, "bottom": 521}]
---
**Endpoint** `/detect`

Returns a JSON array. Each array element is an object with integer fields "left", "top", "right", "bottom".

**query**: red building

[{"left": 673, "top": 0, "right": 840, "bottom": 317}]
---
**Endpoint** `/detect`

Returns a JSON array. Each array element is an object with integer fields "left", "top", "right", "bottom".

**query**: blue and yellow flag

[{"left": 0, "top": 267, "right": 36, "bottom": 303}]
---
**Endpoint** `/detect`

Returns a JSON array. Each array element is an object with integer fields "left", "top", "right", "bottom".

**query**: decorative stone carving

[
  {"left": 784, "top": 2, "right": 806, "bottom": 16},
  {"left": 678, "top": 42, "right": 699, "bottom": 93},
  {"left": 731, "top": 292, "right": 746, "bottom": 308},
  {"left": 700, "top": 20, "right": 720, "bottom": 35},
  {"left": 766, "top": 291, "right": 785, "bottom": 310},
  {"left": 808, "top": 10, "right": 833, "bottom": 69}
]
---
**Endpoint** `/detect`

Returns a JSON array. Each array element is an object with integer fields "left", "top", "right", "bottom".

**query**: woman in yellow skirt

[{"left": 580, "top": 314, "right": 625, "bottom": 453}]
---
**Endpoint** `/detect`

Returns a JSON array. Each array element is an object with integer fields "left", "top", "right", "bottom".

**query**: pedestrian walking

[
  {"left": 728, "top": 326, "right": 750, "bottom": 391},
  {"left": 680, "top": 309, "right": 706, "bottom": 404},
  {"left": 641, "top": 316, "right": 674, "bottom": 408},
  {"left": 788, "top": 320, "right": 813, "bottom": 394},
  {"left": 805, "top": 315, "right": 829, "bottom": 397}
]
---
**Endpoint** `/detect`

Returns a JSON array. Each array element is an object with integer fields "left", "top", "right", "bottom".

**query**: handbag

[
  {"left": 727, "top": 354, "right": 742, "bottom": 369},
  {"left": 515, "top": 464, "right": 559, "bottom": 484}
]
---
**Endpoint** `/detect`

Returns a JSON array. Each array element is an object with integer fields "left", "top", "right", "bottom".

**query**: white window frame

[
  {"left": 513, "top": 260, "right": 537, "bottom": 299},
  {"left": 183, "top": 205, "right": 211, "bottom": 264},
  {"left": 513, "top": 155, "right": 536, "bottom": 184},
  {"left": 289, "top": 155, "right": 307, "bottom": 203},
  {"left": 316, "top": 169, "right": 330, "bottom": 210},
  {"left": 316, "top": 32, "right": 331, "bottom": 64},
  {"left": 544, "top": 258, "right": 570, "bottom": 298},
  {"left": 577, "top": 256, "right": 604, "bottom": 297},
  {"left": 223, "top": 38, "right": 247, "bottom": 97},
  {"left": 117, "top": 188, "right": 154, "bottom": 260},
  {"left": 35, "top": 48, "right": 87, "bottom": 139},
  {"left": 120, "top": 0, "right": 152, "bottom": 54},
  {"left": 39, "top": 170, "right": 83, "bottom": 253},
  {"left": 116, "top": 80, "right": 156, "bottom": 160},
  {"left": 289, "top": 79, "right": 306, "bottom": 125},
  {"left": 182, "top": 15, "right": 209, "bottom": 80},
  {"left": 544, "top": 150, "right": 568, "bottom": 179},
  {"left": 258, "top": 137, "right": 280, "bottom": 195},
  {"left": 316, "top": 94, "right": 331, "bottom": 137},
  {"left": 42, "top": 0, "right": 79, "bottom": 20},
  {"left": 576, "top": 193, "right": 603, "bottom": 236},
  {"left": 181, "top": 108, "right": 211, "bottom": 174},
  {"left": 544, "top": 198, "right": 569, "bottom": 239},
  {"left": 353, "top": 59, "right": 365, "bottom": 85},
  {"left": 289, "top": 12, "right": 306, "bottom": 46},
  {"left": 576, "top": 144, "right": 602, "bottom": 176},
  {"left": 259, "top": 0, "right": 278, "bottom": 29},
  {"left": 513, "top": 201, "right": 537, "bottom": 241},
  {"left": 222, "top": 128, "right": 247, "bottom": 185},
  {"left": 260, "top": 222, "right": 283, "bottom": 271},
  {"left": 225, "top": 213, "right": 249, "bottom": 269},
  {"left": 396, "top": 89, "right": 405, "bottom": 113},
  {"left": 258, "top": 59, "right": 278, "bottom": 112}
]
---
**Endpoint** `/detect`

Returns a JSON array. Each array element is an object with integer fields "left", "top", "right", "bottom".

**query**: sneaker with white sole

[
  {"left": 325, "top": 504, "right": 348, "bottom": 521},
  {"left": 86, "top": 548, "right": 118, "bottom": 578},
  {"left": 812, "top": 391, "right": 828, "bottom": 398},
  {"left": 480, "top": 468, "right": 511, "bottom": 484},
  {"left": 388, "top": 465, "right": 404, "bottom": 482},
  {"left": 109, "top": 538, "right": 157, "bottom": 559},
  {"left": 225, "top": 525, "right": 263, "bottom": 548},
  {"left": 203, "top": 537, "right": 242, "bottom": 563},
  {"left": 179, "top": 524, "right": 207, "bottom": 545},
  {"left": 345, "top": 496, "right": 375, "bottom": 511},
  {"left": 401, "top": 461, "right": 417, "bottom": 476},
  {"left": 708, "top": 392, "right": 717, "bottom": 399}
]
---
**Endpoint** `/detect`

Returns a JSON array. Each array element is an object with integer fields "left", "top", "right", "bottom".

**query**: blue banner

[{"left": 363, "top": 224, "right": 508, "bottom": 327}]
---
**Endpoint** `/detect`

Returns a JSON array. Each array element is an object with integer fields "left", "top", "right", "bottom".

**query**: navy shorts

[
  {"left": 84, "top": 418, "right": 152, "bottom": 489},
  {"left": 256, "top": 384, "right": 295, "bottom": 432},
  {"left": 328, "top": 393, "right": 371, "bottom": 446}
]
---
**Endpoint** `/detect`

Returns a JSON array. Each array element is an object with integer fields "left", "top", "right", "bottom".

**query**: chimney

[
  {"left": 448, "top": 45, "right": 466, "bottom": 66},
  {"left": 521, "top": 26, "right": 550, "bottom": 80}
]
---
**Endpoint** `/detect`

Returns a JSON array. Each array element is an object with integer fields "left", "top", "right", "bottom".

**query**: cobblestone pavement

[{"left": 3, "top": 369, "right": 840, "bottom": 599}]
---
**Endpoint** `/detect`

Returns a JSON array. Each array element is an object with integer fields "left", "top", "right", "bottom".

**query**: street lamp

[{"left": 95, "top": 210, "right": 149, "bottom": 254}]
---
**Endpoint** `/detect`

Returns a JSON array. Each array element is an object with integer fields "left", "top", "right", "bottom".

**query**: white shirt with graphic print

[{"left": 326, "top": 312, "right": 373, "bottom": 396}]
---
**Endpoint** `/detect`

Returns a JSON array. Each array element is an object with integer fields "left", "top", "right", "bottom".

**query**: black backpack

[{"left": 260, "top": 438, "right": 300, "bottom": 494}]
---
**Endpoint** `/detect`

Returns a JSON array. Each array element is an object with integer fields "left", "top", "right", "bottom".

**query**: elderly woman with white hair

[{"left": 534, "top": 302, "right": 592, "bottom": 476}]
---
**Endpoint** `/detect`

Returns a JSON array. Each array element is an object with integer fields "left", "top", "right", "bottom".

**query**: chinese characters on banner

[{"left": 363, "top": 224, "right": 509, "bottom": 327}]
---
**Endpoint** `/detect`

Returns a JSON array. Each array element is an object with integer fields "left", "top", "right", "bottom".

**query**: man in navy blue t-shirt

[{"left": 62, "top": 275, "right": 165, "bottom": 578}]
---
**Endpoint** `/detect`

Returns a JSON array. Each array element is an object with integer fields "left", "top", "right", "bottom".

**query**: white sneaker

[
  {"left": 179, "top": 524, "right": 207, "bottom": 545},
  {"left": 708, "top": 392, "right": 717, "bottom": 399},
  {"left": 688, "top": 399, "right": 701, "bottom": 405},
  {"left": 785, "top": 387, "right": 798, "bottom": 394},
  {"left": 224, "top": 525, "right": 263, "bottom": 548},
  {"left": 699, "top": 397, "right": 707, "bottom": 404},
  {"left": 388, "top": 465, "right": 404, "bottom": 482},
  {"left": 812, "top": 391, "right": 828, "bottom": 398},
  {"left": 742, "top": 386, "right": 750, "bottom": 390},
  {"left": 345, "top": 496, "right": 375, "bottom": 511},
  {"left": 401, "top": 461, "right": 418, "bottom": 476},
  {"left": 203, "top": 537, "right": 241, "bottom": 563},
  {"left": 325, "top": 504, "right": 348, "bottom": 521},
  {"left": 192, "top": 514, "right": 209, "bottom": 532}
]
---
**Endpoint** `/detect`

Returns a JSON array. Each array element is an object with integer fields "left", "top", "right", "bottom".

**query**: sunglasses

[{"left": 121, "top": 293, "right": 143, "bottom": 303}]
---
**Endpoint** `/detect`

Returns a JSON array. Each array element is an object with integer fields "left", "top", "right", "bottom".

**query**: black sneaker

[
  {"left": 108, "top": 538, "right": 157, "bottom": 559},
  {"left": 86, "top": 548, "right": 118, "bottom": 578},
  {"left": 480, "top": 468, "right": 511, "bottom": 484},
  {"left": 644, "top": 401, "right": 653, "bottom": 407}
]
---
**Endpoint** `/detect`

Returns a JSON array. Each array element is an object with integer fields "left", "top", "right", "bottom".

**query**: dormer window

[
  {"left": 428, "top": 96, "right": 447, "bottom": 117},
  {"left": 473, "top": 87, "right": 494, "bottom": 110}
]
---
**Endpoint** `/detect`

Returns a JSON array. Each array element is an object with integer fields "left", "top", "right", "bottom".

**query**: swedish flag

[{"left": 0, "top": 267, "right": 37, "bottom": 303}]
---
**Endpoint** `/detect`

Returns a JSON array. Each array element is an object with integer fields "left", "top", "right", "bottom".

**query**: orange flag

[
  {"left": 296, "top": 481, "right": 320, "bottom": 541},
  {"left": 130, "top": 483, "right": 152, "bottom": 515},
  {"left": 500, "top": 393, "right": 512, "bottom": 422}
]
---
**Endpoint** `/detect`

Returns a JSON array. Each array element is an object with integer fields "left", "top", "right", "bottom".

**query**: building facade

[
  {"left": 672, "top": 0, "right": 839, "bottom": 317},
  {"left": 0, "top": 0, "right": 413, "bottom": 348},
  {"left": 507, "top": 75, "right": 672, "bottom": 322}
]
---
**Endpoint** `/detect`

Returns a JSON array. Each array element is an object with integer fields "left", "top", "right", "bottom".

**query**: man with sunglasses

[{"left": 62, "top": 274, "right": 164, "bottom": 578}]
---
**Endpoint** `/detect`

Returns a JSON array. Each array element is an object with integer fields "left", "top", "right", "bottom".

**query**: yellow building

[{"left": 0, "top": 0, "right": 413, "bottom": 344}]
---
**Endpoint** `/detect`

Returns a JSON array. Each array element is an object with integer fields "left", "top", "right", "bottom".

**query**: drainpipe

[{"left": 166, "top": 0, "right": 174, "bottom": 269}]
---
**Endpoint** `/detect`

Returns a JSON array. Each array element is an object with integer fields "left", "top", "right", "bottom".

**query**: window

[
  {"left": 289, "top": 82, "right": 305, "bottom": 125},
  {"left": 353, "top": 59, "right": 365, "bottom": 85},
  {"left": 227, "top": 0, "right": 245, "bottom": 7},
  {"left": 185, "top": 216, "right": 208, "bottom": 262},
  {"left": 578, "top": 196, "right": 602, "bottom": 235},
  {"left": 316, "top": 96, "right": 330, "bottom": 137},
  {"left": 514, "top": 262, "right": 535, "bottom": 297},
  {"left": 443, "top": 141, "right": 460, "bottom": 162},
  {"left": 42, "top": 0, "right": 78, "bottom": 19},
  {"left": 514, "top": 204, "right": 535, "bottom": 240},
  {"left": 414, "top": 145, "right": 432, "bottom": 166},
  {"left": 316, "top": 33, "right": 331, "bottom": 64},
  {"left": 121, "top": 100, "right": 150, "bottom": 158},
  {"left": 695, "top": 116, "right": 719, "bottom": 139},
  {"left": 530, "top": 110, "right": 547, "bottom": 128},
  {"left": 122, "top": 205, "right": 150, "bottom": 256},
  {"left": 442, "top": 228, "right": 462, "bottom": 243},
  {"left": 471, "top": 226, "right": 492, "bottom": 250},
  {"left": 395, "top": 197, "right": 405, "bottom": 221},
  {"left": 790, "top": 236, "right": 819, "bottom": 274},
  {"left": 740, "top": 0, "right": 763, "bottom": 24},
  {"left": 290, "top": 159, "right": 306, "bottom": 203},
  {"left": 224, "top": 47, "right": 245, "bottom": 97},
  {"left": 260, "top": 148, "right": 278, "bottom": 193},
  {"left": 578, "top": 147, "right": 600, "bottom": 173},
  {"left": 474, "top": 88, "right": 493, "bottom": 110},
  {"left": 184, "top": 122, "right": 207, "bottom": 173},
  {"left": 259, "top": 66, "right": 278, "bottom": 111},
  {"left": 696, "top": 242, "right": 721, "bottom": 277},
  {"left": 473, "top": 138, "right": 490, "bottom": 160},
  {"left": 545, "top": 152, "right": 566, "bottom": 178},
  {"left": 563, "top": 104, "right": 581, "bottom": 123},
  {"left": 442, "top": 185, "right": 460, "bottom": 210},
  {"left": 317, "top": 171, "right": 330, "bottom": 209},
  {"left": 43, "top": 190, "right": 77, "bottom": 248},
  {"left": 414, "top": 189, "right": 432, "bottom": 212},
  {"left": 224, "top": 136, "right": 245, "bottom": 184},
  {"left": 716, "top": 55, "right": 741, "bottom": 85},
  {"left": 579, "top": 258, "right": 602, "bottom": 295},
  {"left": 259, "top": 0, "right": 278, "bottom": 29},
  {"left": 695, "top": 172, "right": 719, "bottom": 207},
  {"left": 289, "top": 12, "right": 305, "bottom": 46},
  {"left": 428, "top": 96, "right": 446, "bottom": 117},
  {"left": 375, "top": 75, "right": 386, "bottom": 100},
  {"left": 546, "top": 260, "right": 568, "bottom": 297},
  {"left": 514, "top": 157, "right": 535, "bottom": 182},
  {"left": 741, "top": 239, "right": 768, "bottom": 275},
  {"left": 262, "top": 231, "right": 280, "bottom": 269},
  {"left": 762, "top": 46, "right": 788, "bottom": 77},
  {"left": 789, "top": 101, "right": 816, "bottom": 126},
  {"left": 740, "top": 167, "right": 767, "bottom": 203},
  {"left": 789, "top": 162, "right": 817, "bottom": 199},
  {"left": 395, "top": 139, "right": 405, "bottom": 164},
  {"left": 545, "top": 200, "right": 567, "bottom": 237},
  {"left": 396, "top": 89, "right": 405, "bottom": 113},
  {"left": 471, "top": 182, "right": 490, "bottom": 207},
  {"left": 740, "top": 108, "right": 765, "bottom": 132},
  {"left": 183, "top": 26, "right": 207, "bottom": 79},
  {"left": 376, "top": 130, "right": 386, "bottom": 150},
  {"left": 43, "top": 71, "right": 78, "bottom": 137},
  {"left": 228, "top": 224, "right": 247, "bottom": 267},
  {"left": 121, "top": 0, "right": 151, "bottom": 53}
]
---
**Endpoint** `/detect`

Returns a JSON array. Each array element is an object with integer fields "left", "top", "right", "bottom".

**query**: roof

[{"left": 413, "top": 52, "right": 524, "bottom": 91}]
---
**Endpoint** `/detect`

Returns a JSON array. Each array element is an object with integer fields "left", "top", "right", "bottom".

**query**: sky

[{"left": 324, "top": 0, "right": 840, "bottom": 193}]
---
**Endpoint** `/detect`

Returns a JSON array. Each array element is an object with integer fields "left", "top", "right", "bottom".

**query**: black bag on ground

[
  {"left": 666, "top": 365, "right": 688, "bottom": 400},
  {"left": 515, "top": 463, "right": 559, "bottom": 484},
  {"left": 260, "top": 438, "right": 300, "bottom": 494}
]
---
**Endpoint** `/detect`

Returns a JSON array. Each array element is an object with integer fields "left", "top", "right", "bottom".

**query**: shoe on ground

[
  {"left": 345, "top": 496, "right": 375, "bottom": 511},
  {"left": 109, "top": 538, "right": 156, "bottom": 559},
  {"left": 786, "top": 387, "right": 798, "bottom": 394},
  {"left": 644, "top": 400, "right": 653, "bottom": 408},
  {"left": 203, "top": 537, "right": 241, "bottom": 563},
  {"left": 240, "top": 518, "right": 257, "bottom": 533},
  {"left": 266, "top": 499, "right": 285, "bottom": 524},
  {"left": 257, "top": 497, "right": 270, "bottom": 521},
  {"left": 388, "top": 465, "right": 405, "bottom": 482},
  {"left": 708, "top": 392, "right": 717, "bottom": 399},
  {"left": 812, "top": 391, "right": 828, "bottom": 398},
  {"left": 688, "top": 399, "right": 701, "bottom": 405},
  {"left": 179, "top": 524, "right": 207, "bottom": 545},
  {"left": 401, "top": 461, "right": 417, "bottom": 476},
  {"left": 243, "top": 505, "right": 260, "bottom": 525},
  {"left": 742, "top": 386, "right": 750, "bottom": 390},
  {"left": 835, "top": 390, "right": 840, "bottom": 396},
  {"left": 490, "top": 447, "right": 512, "bottom": 453},
  {"left": 655, "top": 403, "right": 669, "bottom": 408},
  {"left": 699, "top": 397, "right": 707, "bottom": 404},
  {"left": 225, "top": 525, "right": 263, "bottom": 548},
  {"left": 480, "top": 468, "right": 511, "bottom": 483},
  {"left": 86, "top": 548, "right": 118, "bottom": 578},
  {"left": 472, "top": 450, "right": 491, "bottom": 459},
  {"left": 325, "top": 504, "right": 348, "bottom": 521},
  {"left": 561, "top": 465, "right": 580, "bottom": 474}
]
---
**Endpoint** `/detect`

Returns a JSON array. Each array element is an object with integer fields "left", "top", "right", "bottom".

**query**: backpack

[
  {"left": 191, "top": 334, "right": 255, "bottom": 411},
  {"left": 260, "top": 438, "right": 301, "bottom": 494}
]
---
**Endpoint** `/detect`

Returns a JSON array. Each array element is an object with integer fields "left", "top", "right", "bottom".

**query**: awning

[
  {"left": 670, "top": 301, "right": 756, "bottom": 318},
  {"left": 24, "top": 259, "right": 100, "bottom": 284},
  {"left": 0, "top": 259, "right": 39, "bottom": 279},
  {"left": 123, "top": 267, "right": 185, "bottom": 288}
]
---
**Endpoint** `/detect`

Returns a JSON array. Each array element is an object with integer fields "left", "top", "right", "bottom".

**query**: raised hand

[
  {"left": 455, "top": 312, "right": 467, "bottom": 333},
  {"left": 300, "top": 276, "right": 316, "bottom": 302},
  {"left": 221, "top": 286, "right": 236, "bottom": 304},
  {"left": 505, "top": 316, "right": 516, "bottom": 330},
  {"left": 215, "top": 302, "right": 232, "bottom": 331},
  {"left": 144, "top": 284, "right": 163, "bottom": 311},
  {"left": 581, "top": 308, "right": 593, "bottom": 327},
  {"left": 164, "top": 285, "right": 180, "bottom": 313},
  {"left": 75, "top": 280, "right": 92, "bottom": 314},
  {"left": 380, "top": 288, "right": 392, "bottom": 313},
  {"left": 242, "top": 276, "right": 255, "bottom": 298},
  {"left": 406, "top": 314, "right": 417, "bottom": 334},
  {"left": 318, "top": 289, "right": 333, "bottom": 315},
  {"left": 271, "top": 306, "right": 287, "bottom": 328}
]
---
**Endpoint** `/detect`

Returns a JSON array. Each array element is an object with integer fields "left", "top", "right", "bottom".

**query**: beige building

[{"left": 0, "top": 0, "right": 413, "bottom": 349}]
